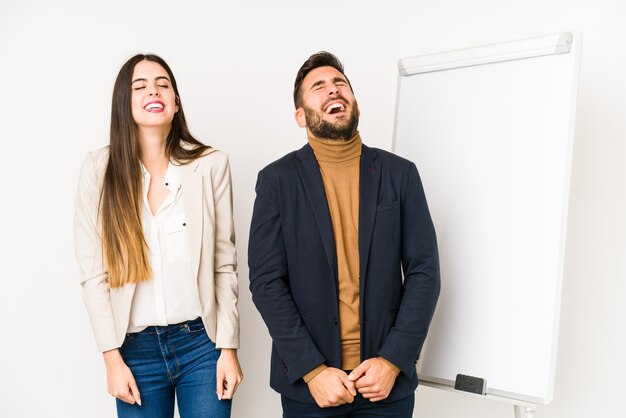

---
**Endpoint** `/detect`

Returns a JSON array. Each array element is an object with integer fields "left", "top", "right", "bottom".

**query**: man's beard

[{"left": 304, "top": 101, "right": 359, "bottom": 141}]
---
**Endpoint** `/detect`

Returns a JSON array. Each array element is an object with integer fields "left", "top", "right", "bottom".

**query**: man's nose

[{"left": 327, "top": 84, "right": 340, "bottom": 96}]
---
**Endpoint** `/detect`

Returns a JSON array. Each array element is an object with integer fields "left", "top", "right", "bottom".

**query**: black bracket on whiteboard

[{"left": 454, "top": 374, "right": 486, "bottom": 395}]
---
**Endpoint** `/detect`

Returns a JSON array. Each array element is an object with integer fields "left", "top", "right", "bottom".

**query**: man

[{"left": 248, "top": 51, "right": 440, "bottom": 417}]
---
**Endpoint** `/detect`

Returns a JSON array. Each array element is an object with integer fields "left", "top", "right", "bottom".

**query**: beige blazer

[{"left": 74, "top": 146, "right": 239, "bottom": 352}]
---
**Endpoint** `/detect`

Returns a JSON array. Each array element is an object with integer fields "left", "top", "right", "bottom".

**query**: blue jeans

[
  {"left": 116, "top": 317, "right": 231, "bottom": 418},
  {"left": 281, "top": 393, "right": 414, "bottom": 418}
]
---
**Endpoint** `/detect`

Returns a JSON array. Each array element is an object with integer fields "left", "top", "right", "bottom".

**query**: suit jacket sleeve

[
  {"left": 210, "top": 152, "right": 240, "bottom": 349},
  {"left": 74, "top": 150, "right": 118, "bottom": 352},
  {"left": 376, "top": 163, "right": 440, "bottom": 378},
  {"left": 248, "top": 169, "right": 326, "bottom": 383}
]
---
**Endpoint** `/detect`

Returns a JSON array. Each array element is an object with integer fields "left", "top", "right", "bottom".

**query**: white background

[{"left": 0, "top": 1, "right": 623, "bottom": 417}]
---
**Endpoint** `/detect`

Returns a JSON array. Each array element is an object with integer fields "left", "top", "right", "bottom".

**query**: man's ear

[{"left": 295, "top": 107, "right": 306, "bottom": 128}]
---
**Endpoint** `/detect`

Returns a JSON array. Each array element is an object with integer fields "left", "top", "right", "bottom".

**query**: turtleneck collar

[{"left": 307, "top": 131, "right": 362, "bottom": 163}]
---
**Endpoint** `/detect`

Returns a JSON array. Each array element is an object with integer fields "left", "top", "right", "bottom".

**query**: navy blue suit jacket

[{"left": 248, "top": 143, "right": 440, "bottom": 403}]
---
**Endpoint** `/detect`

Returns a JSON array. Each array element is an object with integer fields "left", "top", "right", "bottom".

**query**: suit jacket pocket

[{"left": 376, "top": 199, "right": 400, "bottom": 213}]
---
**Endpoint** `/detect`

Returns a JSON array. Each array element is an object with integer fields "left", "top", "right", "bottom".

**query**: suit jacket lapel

[
  {"left": 180, "top": 159, "right": 203, "bottom": 281},
  {"left": 359, "top": 145, "right": 381, "bottom": 290},
  {"left": 296, "top": 145, "right": 338, "bottom": 284}
]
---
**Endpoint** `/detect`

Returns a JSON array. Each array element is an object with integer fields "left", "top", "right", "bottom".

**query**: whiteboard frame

[
  {"left": 392, "top": 31, "right": 582, "bottom": 406},
  {"left": 397, "top": 32, "right": 573, "bottom": 76}
]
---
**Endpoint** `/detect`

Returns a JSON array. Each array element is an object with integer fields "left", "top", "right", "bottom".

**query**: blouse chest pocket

[{"left": 164, "top": 214, "right": 191, "bottom": 266}]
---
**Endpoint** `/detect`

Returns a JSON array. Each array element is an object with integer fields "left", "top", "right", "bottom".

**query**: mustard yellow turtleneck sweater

[
  {"left": 308, "top": 132, "right": 362, "bottom": 372},
  {"left": 301, "top": 132, "right": 400, "bottom": 383}
]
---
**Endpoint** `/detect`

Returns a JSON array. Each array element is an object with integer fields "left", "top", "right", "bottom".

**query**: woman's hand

[
  {"left": 216, "top": 348, "right": 243, "bottom": 400},
  {"left": 103, "top": 349, "right": 141, "bottom": 406}
]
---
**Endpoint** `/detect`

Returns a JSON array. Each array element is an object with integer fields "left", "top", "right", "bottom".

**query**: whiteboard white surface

[{"left": 393, "top": 32, "right": 581, "bottom": 405}]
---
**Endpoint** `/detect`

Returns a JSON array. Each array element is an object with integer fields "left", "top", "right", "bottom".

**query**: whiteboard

[{"left": 393, "top": 32, "right": 581, "bottom": 405}]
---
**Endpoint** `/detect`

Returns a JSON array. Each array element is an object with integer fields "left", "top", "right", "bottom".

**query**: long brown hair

[{"left": 101, "top": 54, "right": 210, "bottom": 288}]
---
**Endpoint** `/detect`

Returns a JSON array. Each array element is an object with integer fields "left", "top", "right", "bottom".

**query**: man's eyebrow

[
  {"left": 310, "top": 77, "right": 347, "bottom": 90},
  {"left": 310, "top": 79, "right": 326, "bottom": 90}
]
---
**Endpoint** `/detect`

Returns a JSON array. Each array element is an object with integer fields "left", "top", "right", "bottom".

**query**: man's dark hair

[{"left": 293, "top": 51, "right": 353, "bottom": 109}]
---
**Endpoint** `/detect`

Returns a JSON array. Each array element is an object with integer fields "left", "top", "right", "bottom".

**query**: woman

[{"left": 74, "top": 54, "right": 242, "bottom": 417}]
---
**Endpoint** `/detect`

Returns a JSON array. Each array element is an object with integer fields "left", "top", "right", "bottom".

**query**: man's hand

[
  {"left": 348, "top": 358, "right": 399, "bottom": 402},
  {"left": 216, "top": 349, "right": 243, "bottom": 400},
  {"left": 306, "top": 367, "right": 357, "bottom": 408},
  {"left": 103, "top": 349, "right": 141, "bottom": 406}
]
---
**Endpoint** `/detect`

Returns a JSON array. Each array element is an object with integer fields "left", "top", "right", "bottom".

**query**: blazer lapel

[
  {"left": 296, "top": 145, "right": 338, "bottom": 283},
  {"left": 180, "top": 159, "right": 203, "bottom": 281},
  {"left": 359, "top": 145, "right": 381, "bottom": 290}
]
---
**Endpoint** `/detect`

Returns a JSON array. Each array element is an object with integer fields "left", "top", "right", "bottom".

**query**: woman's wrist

[
  {"left": 219, "top": 348, "right": 237, "bottom": 356},
  {"left": 102, "top": 348, "right": 124, "bottom": 368}
]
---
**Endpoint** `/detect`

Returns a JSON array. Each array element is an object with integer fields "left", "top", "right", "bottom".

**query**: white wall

[{"left": 0, "top": 1, "right": 623, "bottom": 417}]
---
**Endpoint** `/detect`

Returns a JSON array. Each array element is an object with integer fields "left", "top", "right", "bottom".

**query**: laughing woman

[{"left": 74, "top": 54, "right": 242, "bottom": 418}]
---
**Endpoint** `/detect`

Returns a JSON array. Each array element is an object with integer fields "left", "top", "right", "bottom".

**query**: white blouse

[{"left": 127, "top": 161, "right": 202, "bottom": 332}]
